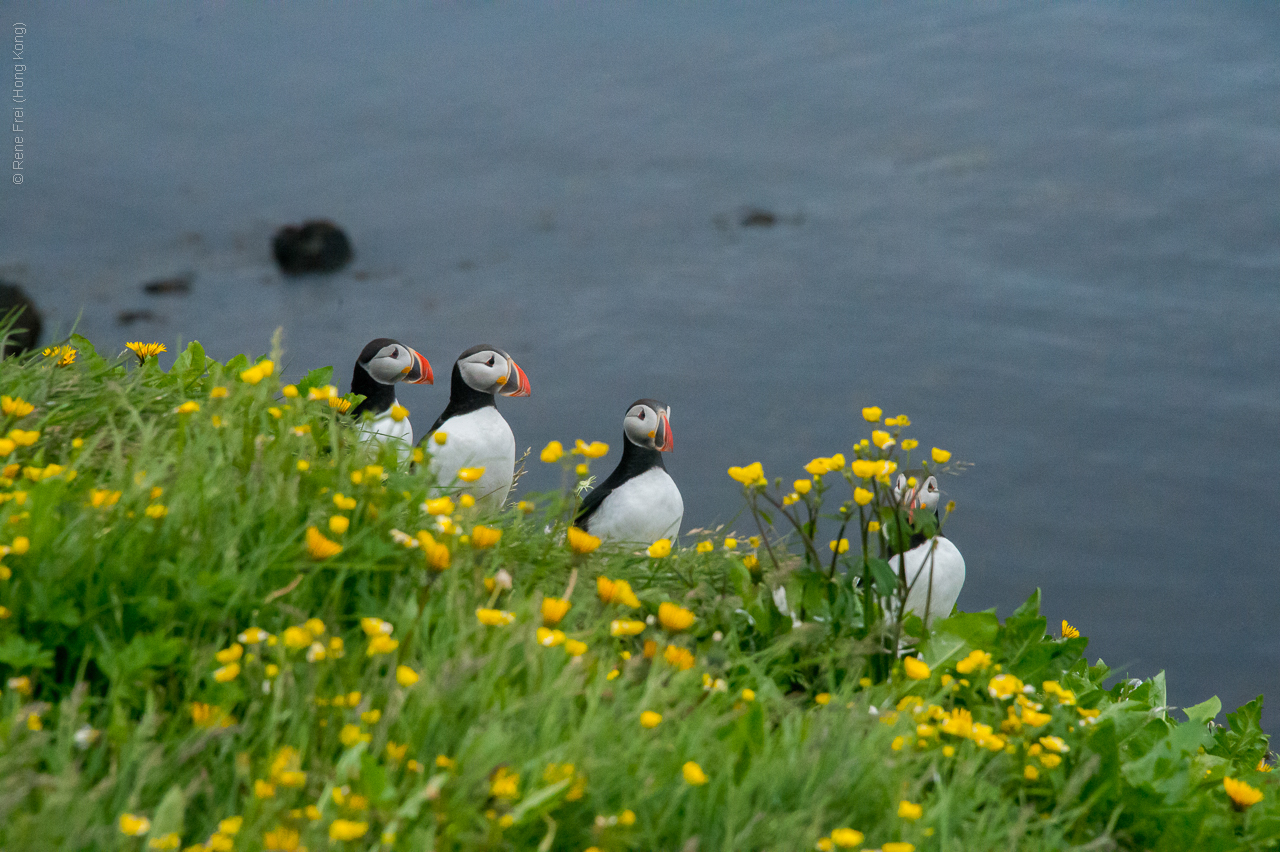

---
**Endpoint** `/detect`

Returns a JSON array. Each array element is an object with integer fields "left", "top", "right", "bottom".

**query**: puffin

[
  {"left": 884, "top": 473, "right": 965, "bottom": 624},
  {"left": 575, "top": 399, "right": 682, "bottom": 544},
  {"left": 349, "top": 338, "right": 433, "bottom": 456},
  {"left": 420, "top": 344, "right": 530, "bottom": 513}
]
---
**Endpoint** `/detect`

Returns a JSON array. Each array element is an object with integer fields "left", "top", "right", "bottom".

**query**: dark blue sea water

[{"left": 3, "top": 2, "right": 1278, "bottom": 729}]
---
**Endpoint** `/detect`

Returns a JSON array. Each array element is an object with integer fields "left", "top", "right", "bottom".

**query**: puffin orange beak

[
  {"left": 656, "top": 411, "right": 674, "bottom": 452},
  {"left": 404, "top": 348, "right": 434, "bottom": 384},
  {"left": 500, "top": 359, "right": 530, "bottom": 397}
]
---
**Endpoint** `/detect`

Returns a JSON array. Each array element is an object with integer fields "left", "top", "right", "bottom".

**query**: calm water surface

[{"left": 3, "top": 3, "right": 1279, "bottom": 728}]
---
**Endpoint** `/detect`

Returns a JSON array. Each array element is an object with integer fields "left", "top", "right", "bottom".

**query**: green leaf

[
  {"left": 866, "top": 558, "right": 899, "bottom": 597},
  {"left": 0, "top": 635, "right": 55, "bottom": 669},
  {"left": 297, "top": 365, "right": 335, "bottom": 397},
  {"left": 1182, "top": 696, "right": 1221, "bottom": 726},
  {"left": 935, "top": 610, "right": 1000, "bottom": 649},
  {"left": 170, "top": 340, "right": 210, "bottom": 381},
  {"left": 506, "top": 777, "right": 571, "bottom": 824},
  {"left": 150, "top": 784, "right": 186, "bottom": 839}
]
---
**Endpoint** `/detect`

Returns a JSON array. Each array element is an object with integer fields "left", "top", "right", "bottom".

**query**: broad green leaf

[{"left": 1182, "top": 696, "right": 1221, "bottom": 725}]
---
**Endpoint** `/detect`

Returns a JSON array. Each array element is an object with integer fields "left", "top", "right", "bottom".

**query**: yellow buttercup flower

[
  {"left": 830, "top": 828, "right": 864, "bottom": 848},
  {"left": 987, "top": 673, "right": 1024, "bottom": 699},
  {"left": 0, "top": 396, "right": 34, "bottom": 417},
  {"left": 882, "top": 844, "right": 915, "bottom": 852},
  {"left": 213, "top": 662, "right": 240, "bottom": 683},
  {"left": 931, "top": 447, "right": 952, "bottom": 464},
  {"left": 541, "top": 596, "right": 571, "bottom": 626},
  {"left": 610, "top": 619, "right": 646, "bottom": 637},
  {"left": 901, "top": 438, "right": 918, "bottom": 450},
  {"left": 793, "top": 478, "right": 812, "bottom": 494},
  {"left": 663, "top": 645, "right": 695, "bottom": 670},
  {"left": 829, "top": 538, "right": 849, "bottom": 554},
  {"left": 682, "top": 761, "right": 708, "bottom": 785},
  {"left": 695, "top": 540, "right": 713, "bottom": 553},
  {"left": 490, "top": 766, "right": 520, "bottom": 799},
  {"left": 476, "top": 608, "right": 516, "bottom": 626},
  {"left": 851, "top": 459, "right": 878, "bottom": 479},
  {"left": 597, "top": 576, "right": 641, "bottom": 607},
  {"left": 423, "top": 496, "right": 454, "bottom": 515},
  {"left": 457, "top": 466, "right": 485, "bottom": 482},
  {"left": 329, "top": 515, "right": 350, "bottom": 534},
  {"left": 471, "top": 525, "right": 503, "bottom": 549},
  {"left": 741, "top": 688, "right": 755, "bottom": 702},
  {"left": 862, "top": 406, "right": 882, "bottom": 422},
  {"left": 540, "top": 440, "right": 564, "bottom": 462},
  {"left": 240, "top": 359, "right": 275, "bottom": 385},
  {"left": 871, "top": 430, "right": 893, "bottom": 449},
  {"left": 536, "top": 627, "right": 566, "bottom": 647},
  {"left": 175, "top": 400, "right": 200, "bottom": 415},
  {"left": 565, "top": 639, "right": 588, "bottom": 656},
  {"left": 573, "top": 439, "right": 610, "bottom": 458},
  {"left": 305, "top": 526, "right": 342, "bottom": 560},
  {"left": 567, "top": 526, "right": 601, "bottom": 554},
  {"left": 727, "top": 462, "right": 766, "bottom": 486},
  {"left": 396, "top": 665, "right": 420, "bottom": 687},
  {"left": 647, "top": 538, "right": 672, "bottom": 558},
  {"left": 955, "top": 649, "right": 991, "bottom": 674},
  {"left": 658, "top": 602, "right": 696, "bottom": 631},
  {"left": 640, "top": 710, "right": 663, "bottom": 728},
  {"left": 389, "top": 404, "right": 409, "bottom": 422},
  {"left": 366, "top": 634, "right": 399, "bottom": 656},
  {"left": 853, "top": 487, "right": 873, "bottom": 506},
  {"left": 898, "top": 799, "right": 923, "bottom": 820},
  {"left": 215, "top": 643, "right": 243, "bottom": 664},
  {"left": 125, "top": 342, "right": 166, "bottom": 363},
  {"left": 119, "top": 813, "right": 151, "bottom": 836},
  {"left": 328, "top": 820, "right": 369, "bottom": 841},
  {"left": 815, "top": 693, "right": 831, "bottom": 705},
  {"left": 903, "top": 656, "right": 931, "bottom": 680}
]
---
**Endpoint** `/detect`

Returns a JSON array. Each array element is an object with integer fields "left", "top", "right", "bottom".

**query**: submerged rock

[
  {"left": 143, "top": 274, "right": 193, "bottom": 295},
  {"left": 0, "top": 281, "right": 42, "bottom": 357},
  {"left": 739, "top": 207, "right": 777, "bottom": 227},
  {"left": 272, "top": 221, "right": 354, "bottom": 275}
]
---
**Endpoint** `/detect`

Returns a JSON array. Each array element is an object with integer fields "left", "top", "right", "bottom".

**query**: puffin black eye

[
  {"left": 390, "top": 348, "right": 399, "bottom": 359},
  {"left": 486, "top": 356, "right": 495, "bottom": 367},
  {"left": 638, "top": 410, "right": 645, "bottom": 420}
]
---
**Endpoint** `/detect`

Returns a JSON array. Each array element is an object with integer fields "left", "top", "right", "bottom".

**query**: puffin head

[
  {"left": 358, "top": 338, "right": 433, "bottom": 385},
  {"left": 893, "top": 472, "right": 940, "bottom": 513},
  {"left": 456, "top": 344, "right": 530, "bottom": 397},
  {"left": 623, "top": 398, "right": 673, "bottom": 452}
]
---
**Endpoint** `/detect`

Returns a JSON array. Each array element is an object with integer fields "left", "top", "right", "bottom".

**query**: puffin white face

[
  {"left": 917, "top": 475, "right": 941, "bottom": 510},
  {"left": 457, "top": 348, "right": 531, "bottom": 397},
  {"left": 363, "top": 341, "right": 433, "bottom": 385},
  {"left": 894, "top": 473, "right": 940, "bottom": 510},
  {"left": 623, "top": 400, "right": 674, "bottom": 451}
]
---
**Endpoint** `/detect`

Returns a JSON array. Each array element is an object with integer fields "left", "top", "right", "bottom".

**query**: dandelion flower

[
  {"left": 682, "top": 761, "right": 708, "bottom": 785},
  {"left": 125, "top": 342, "right": 166, "bottom": 363},
  {"left": 640, "top": 711, "right": 663, "bottom": 728},
  {"left": 658, "top": 602, "right": 695, "bottom": 632},
  {"left": 931, "top": 447, "right": 951, "bottom": 464},
  {"left": 1061, "top": 620, "right": 1080, "bottom": 639},
  {"left": 305, "top": 526, "right": 342, "bottom": 560},
  {"left": 663, "top": 645, "right": 695, "bottom": 670},
  {"left": 567, "top": 526, "right": 601, "bottom": 554}
]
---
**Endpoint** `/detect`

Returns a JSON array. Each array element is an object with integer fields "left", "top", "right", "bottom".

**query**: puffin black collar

[{"left": 574, "top": 432, "right": 666, "bottom": 528}]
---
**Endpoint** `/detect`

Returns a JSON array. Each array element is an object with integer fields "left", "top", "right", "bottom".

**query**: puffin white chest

[
  {"left": 428, "top": 406, "right": 515, "bottom": 512},
  {"left": 894, "top": 536, "right": 966, "bottom": 623},
  {"left": 359, "top": 399, "right": 413, "bottom": 461},
  {"left": 586, "top": 467, "right": 684, "bottom": 544}
]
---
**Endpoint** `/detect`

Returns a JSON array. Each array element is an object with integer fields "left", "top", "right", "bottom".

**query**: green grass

[{"left": 0, "top": 335, "right": 1274, "bottom": 851}]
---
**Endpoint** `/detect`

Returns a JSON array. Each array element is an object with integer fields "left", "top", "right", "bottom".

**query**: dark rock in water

[
  {"left": 739, "top": 207, "right": 777, "bottom": 227},
  {"left": 272, "top": 220, "right": 354, "bottom": 275},
  {"left": 117, "top": 309, "right": 158, "bottom": 325},
  {"left": 143, "top": 274, "right": 193, "bottom": 295},
  {"left": 0, "top": 281, "right": 42, "bottom": 357}
]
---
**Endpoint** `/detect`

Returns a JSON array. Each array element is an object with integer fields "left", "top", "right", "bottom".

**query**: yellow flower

[
  {"left": 11, "top": 536, "right": 29, "bottom": 555},
  {"left": 723, "top": 537, "right": 738, "bottom": 550},
  {"left": 539, "top": 440, "right": 564, "bottom": 462},
  {"left": 457, "top": 466, "right": 485, "bottom": 482},
  {"left": 366, "top": 634, "right": 399, "bottom": 656},
  {"left": 328, "top": 514, "right": 350, "bottom": 535},
  {"left": 263, "top": 827, "right": 300, "bottom": 851},
  {"left": 175, "top": 400, "right": 200, "bottom": 415},
  {"left": 741, "top": 688, "right": 756, "bottom": 702},
  {"left": 471, "top": 525, "right": 502, "bottom": 549},
  {"left": 727, "top": 462, "right": 766, "bottom": 486},
  {"left": 1258, "top": 758, "right": 1273, "bottom": 773},
  {"left": 423, "top": 496, "right": 454, "bottom": 515},
  {"left": 817, "top": 840, "right": 835, "bottom": 852},
  {"left": 793, "top": 478, "right": 812, "bottom": 494},
  {"left": 853, "top": 487, "right": 873, "bottom": 506},
  {"left": 663, "top": 645, "right": 695, "bottom": 670},
  {"left": 862, "top": 406, "right": 882, "bottom": 422},
  {"left": 658, "top": 602, "right": 696, "bottom": 632},
  {"left": 830, "top": 828, "right": 864, "bottom": 848},
  {"left": 640, "top": 710, "right": 663, "bottom": 728},
  {"left": 872, "top": 430, "right": 893, "bottom": 449},
  {"left": 476, "top": 608, "right": 516, "bottom": 626},
  {"left": 682, "top": 761, "right": 708, "bottom": 785},
  {"left": 305, "top": 526, "right": 342, "bottom": 559},
  {"left": 901, "top": 438, "right": 918, "bottom": 450},
  {"left": 571, "top": 439, "right": 609, "bottom": 458},
  {"left": 619, "top": 809, "right": 636, "bottom": 826},
  {"left": 213, "top": 662, "right": 241, "bottom": 682},
  {"left": 282, "top": 626, "right": 311, "bottom": 650},
  {"left": 125, "top": 342, "right": 166, "bottom": 362},
  {"left": 43, "top": 345, "right": 77, "bottom": 366},
  {"left": 541, "top": 596, "right": 571, "bottom": 626},
  {"left": 536, "top": 627, "right": 566, "bottom": 647},
  {"left": 647, "top": 538, "right": 672, "bottom": 558},
  {"left": 956, "top": 649, "right": 991, "bottom": 674},
  {"left": 902, "top": 657, "right": 932, "bottom": 681},
  {"left": 987, "top": 673, "right": 1024, "bottom": 699},
  {"left": 829, "top": 538, "right": 850, "bottom": 554},
  {"left": 1038, "top": 735, "right": 1069, "bottom": 754},
  {"left": 1223, "top": 772, "right": 1264, "bottom": 808},
  {"left": 119, "top": 813, "right": 151, "bottom": 836},
  {"left": 1061, "top": 620, "right": 1080, "bottom": 639},
  {"left": 240, "top": 360, "right": 274, "bottom": 385},
  {"left": 815, "top": 693, "right": 831, "bottom": 706},
  {"left": 396, "top": 665, "right": 420, "bottom": 686},
  {"left": 898, "top": 799, "right": 923, "bottom": 820},
  {"left": 328, "top": 819, "right": 370, "bottom": 841},
  {"left": 339, "top": 724, "right": 365, "bottom": 747},
  {"left": 385, "top": 403, "right": 409, "bottom": 423},
  {"left": 597, "top": 576, "right": 641, "bottom": 607},
  {"left": 866, "top": 520, "right": 881, "bottom": 533},
  {"left": 931, "top": 447, "right": 951, "bottom": 464},
  {"left": 696, "top": 540, "right": 713, "bottom": 553},
  {"left": 0, "top": 396, "right": 34, "bottom": 417},
  {"left": 567, "top": 526, "right": 601, "bottom": 554},
  {"left": 215, "top": 643, "right": 243, "bottom": 664},
  {"left": 490, "top": 766, "right": 520, "bottom": 799},
  {"left": 610, "top": 619, "right": 647, "bottom": 637},
  {"left": 148, "top": 832, "right": 180, "bottom": 850},
  {"left": 882, "top": 845, "right": 915, "bottom": 852},
  {"left": 295, "top": 459, "right": 310, "bottom": 472},
  {"left": 565, "top": 639, "right": 588, "bottom": 656}
]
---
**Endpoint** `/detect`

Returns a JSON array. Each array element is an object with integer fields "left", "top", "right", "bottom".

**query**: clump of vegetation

[{"left": 0, "top": 336, "right": 1273, "bottom": 851}]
